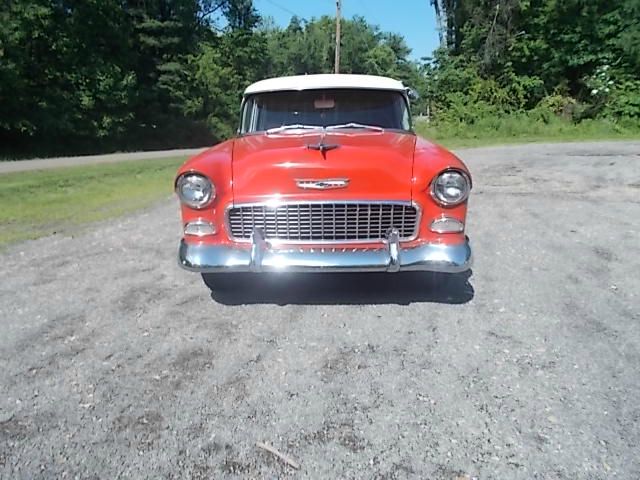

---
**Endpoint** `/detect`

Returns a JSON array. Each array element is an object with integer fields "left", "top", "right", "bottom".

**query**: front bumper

[{"left": 178, "top": 228, "right": 472, "bottom": 273}]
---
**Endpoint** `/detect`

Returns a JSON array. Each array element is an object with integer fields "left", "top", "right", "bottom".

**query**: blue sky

[{"left": 253, "top": 0, "right": 440, "bottom": 61}]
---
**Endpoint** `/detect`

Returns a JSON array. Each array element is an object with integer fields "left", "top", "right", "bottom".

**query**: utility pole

[
  {"left": 432, "top": 0, "right": 445, "bottom": 46},
  {"left": 334, "top": 0, "right": 341, "bottom": 74}
]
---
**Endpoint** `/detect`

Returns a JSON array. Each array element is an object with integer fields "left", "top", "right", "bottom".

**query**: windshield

[{"left": 240, "top": 89, "right": 411, "bottom": 134}]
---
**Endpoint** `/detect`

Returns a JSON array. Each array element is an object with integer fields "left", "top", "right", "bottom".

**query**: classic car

[{"left": 175, "top": 74, "right": 472, "bottom": 289}]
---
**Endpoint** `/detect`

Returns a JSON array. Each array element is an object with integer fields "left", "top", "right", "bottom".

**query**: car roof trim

[{"left": 244, "top": 74, "right": 407, "bottom": 95}]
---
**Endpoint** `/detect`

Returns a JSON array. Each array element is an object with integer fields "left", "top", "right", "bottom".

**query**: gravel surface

[
  {"left": 0, "top": 148, "right": 205, "bottom": 174},
  {"left": 1, "top": 141, "right": 639, "bottom": 479}
]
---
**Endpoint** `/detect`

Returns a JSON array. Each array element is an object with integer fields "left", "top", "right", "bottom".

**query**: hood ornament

[
  {"left": 307, "top": 142, "right": 340, "bottom": 154},
  {"left": 307, "top": 130, "right": 339, "bottom": 156},
  {"left": 296, "top": 178, "right": 350, "bottom": 190}
]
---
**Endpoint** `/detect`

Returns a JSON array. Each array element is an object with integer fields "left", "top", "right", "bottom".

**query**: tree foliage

[
  {"left": 1, "top": 0, "right": 637, "bottom": 157},
  {"left": 0, "top": 0, "right": 426, "bottom": 156},
  {"left": 429, "top": 0, "right": 640, "bottom": 121}
]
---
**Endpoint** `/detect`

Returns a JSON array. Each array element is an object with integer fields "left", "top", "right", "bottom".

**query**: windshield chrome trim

[
  {"left": 325, "top": 122, "right": 385, "bottom": 132},
  {"left": 238, "top": 128, "right": 414, "bottom": 138},
  {"left": 265, "top": 124, "right": 324, "bottom": 135}
]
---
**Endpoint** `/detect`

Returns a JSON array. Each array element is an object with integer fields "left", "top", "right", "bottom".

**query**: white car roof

[{"left": 244, "top": 74, "right": 407, "bottom": 95}]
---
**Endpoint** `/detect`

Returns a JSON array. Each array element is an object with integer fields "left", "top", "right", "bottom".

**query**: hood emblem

[
  {"left": 296, "top": 178, "right": 350, "bottom": 190},
  {"left": 307, "top": 142, "right": 340, "bottom": 154},
  {"left": 307, "top": 131, "right": 340, "bottom": 156}
]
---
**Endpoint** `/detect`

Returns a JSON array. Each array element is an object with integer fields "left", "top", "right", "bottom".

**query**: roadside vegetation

[
  {"left": 418, "top": 0, "right": 640, "bottom": 147},
  {"left": 415, "top": 117, "right": 640, "bottom": 149},
  {"left": 1, "top": 0, "right": 638, "bottom": 159},
  {"left": 0, "top": 157, "right": 185, "bottom": 246}
]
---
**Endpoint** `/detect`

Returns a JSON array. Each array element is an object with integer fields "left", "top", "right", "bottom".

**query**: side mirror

[{"left": 406, "top": 87, "right": 420, "bottom": 101}]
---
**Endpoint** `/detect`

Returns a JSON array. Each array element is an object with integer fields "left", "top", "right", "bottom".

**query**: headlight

[
  {"left": 431, "top": 170, "right": 470, "bottom": 206},
  {"left": 176, "top": 173, "right": 214, "bottom": 209}
]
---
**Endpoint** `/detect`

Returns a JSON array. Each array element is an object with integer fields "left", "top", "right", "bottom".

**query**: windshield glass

[{"left": 240, "top": 89, "right": 411, "bottom": 134}]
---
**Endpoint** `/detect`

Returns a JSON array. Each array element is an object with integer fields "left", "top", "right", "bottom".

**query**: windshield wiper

[
  {"left": 265, "top": 124, "right": 322, "bottom": 134},
  {"left": 326, "top": 122, "right": 385, "bottom": 132}
]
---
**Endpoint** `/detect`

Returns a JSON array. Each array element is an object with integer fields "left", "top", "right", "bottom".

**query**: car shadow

[{"left": 207, "top": 271, "right": 474, "bottom": 306}]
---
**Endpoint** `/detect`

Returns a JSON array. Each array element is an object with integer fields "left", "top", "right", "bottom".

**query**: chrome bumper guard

[{"left": 179, "top": 228, "right": 472, "bottom": 274}]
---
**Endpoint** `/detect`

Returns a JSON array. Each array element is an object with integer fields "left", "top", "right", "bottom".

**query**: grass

[
  {"left": 0, "top": 156, "right": 186, "bottom": 247},
  {"left": 2, "top": 116, "right": 639, "bottom": 247},
  {"left": 414, "top": 116, "right": 640, "bottom": 148}
]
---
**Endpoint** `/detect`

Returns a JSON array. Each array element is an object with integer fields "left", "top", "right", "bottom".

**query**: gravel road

[{"left": 1, "top": 141, "right": 639, "bottom": 479}]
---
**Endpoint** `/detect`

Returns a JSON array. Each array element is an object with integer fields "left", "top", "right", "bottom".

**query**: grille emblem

[{"left": 296, "top": 178, "right": 349, "bottom": 190}]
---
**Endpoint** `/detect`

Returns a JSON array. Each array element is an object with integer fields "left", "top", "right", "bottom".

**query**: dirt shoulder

[{"left": 0, "top": 148, "right": 206, "bottom": 174}]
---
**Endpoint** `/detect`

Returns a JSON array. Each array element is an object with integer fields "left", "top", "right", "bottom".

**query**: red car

[{"left": 175, "top": 74, "right": 472, "bottom": 288}]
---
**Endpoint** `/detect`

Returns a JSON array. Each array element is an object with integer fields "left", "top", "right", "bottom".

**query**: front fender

[
  {"left": 176, "top": 140, "right": 234, "bottom": 243},
  {"left": 411, "top": 137, "right": 471, "bottom": 244}
]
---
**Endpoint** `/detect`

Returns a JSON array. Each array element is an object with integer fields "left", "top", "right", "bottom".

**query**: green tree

[
  {"left": 430, "top": 0, "right": 640, "bottom": 120},
  {"left": 0, "top": 0, "right": 136, "bottom": 153},
  {"left": 186, "top": 0, "right": 268, "bottom": 139}
]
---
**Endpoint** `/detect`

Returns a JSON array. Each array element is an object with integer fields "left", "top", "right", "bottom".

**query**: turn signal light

[
  {"left": 184, "top": 220, "right": 216, "bottom": 237},
  {"left": 430, "top": 217, "right": 464, "bottom": 233}
]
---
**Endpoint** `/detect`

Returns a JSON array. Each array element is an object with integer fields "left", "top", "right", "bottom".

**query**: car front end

[{"left": 175, "top": 74, "right": 472, "bottom": 278}]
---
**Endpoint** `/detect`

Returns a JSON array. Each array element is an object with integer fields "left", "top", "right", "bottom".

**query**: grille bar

[{"left": 227, "top": 202, "right": 419, "bottom": 243}]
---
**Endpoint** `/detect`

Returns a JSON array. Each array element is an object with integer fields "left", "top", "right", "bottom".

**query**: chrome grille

[{"left": 227, "top": 202, "right": 419, "bottom": 242}]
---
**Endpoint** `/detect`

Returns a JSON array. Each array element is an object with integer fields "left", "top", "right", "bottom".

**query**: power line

[
  {"left": 353, "top": 0, "right": 381, "bottom": 26},
  {"left": 260, "top": 0, "right": 309, "bottom": 22}
]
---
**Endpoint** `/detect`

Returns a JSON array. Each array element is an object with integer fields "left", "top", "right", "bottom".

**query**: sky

[{"left": 253, "top": 0, "right": 441, "bottom": 61}]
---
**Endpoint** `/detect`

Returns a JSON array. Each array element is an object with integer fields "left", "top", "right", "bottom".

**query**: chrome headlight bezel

[
  {"left": 430, "top": 169, "right": 471, "bottom": 207},
  {"left": 176, "top": 173, "right": 215, "bottom": 209}
]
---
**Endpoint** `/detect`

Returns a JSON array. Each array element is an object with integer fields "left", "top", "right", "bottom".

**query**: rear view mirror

[
  {"left": 406, "top": 88, "right": 420, "bottom": 101},
  {"left": 314, "top": 98, "right": 335, "bottom": 109}
]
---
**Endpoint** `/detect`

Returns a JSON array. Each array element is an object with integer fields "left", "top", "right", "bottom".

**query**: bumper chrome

[{"left": 179, "top": 228, "right": 472, "bottom": 274}]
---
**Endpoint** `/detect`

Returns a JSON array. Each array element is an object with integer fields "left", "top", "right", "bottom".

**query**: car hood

[{"left": 231, "top": 131, "right": 417, "bottom": 203}]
